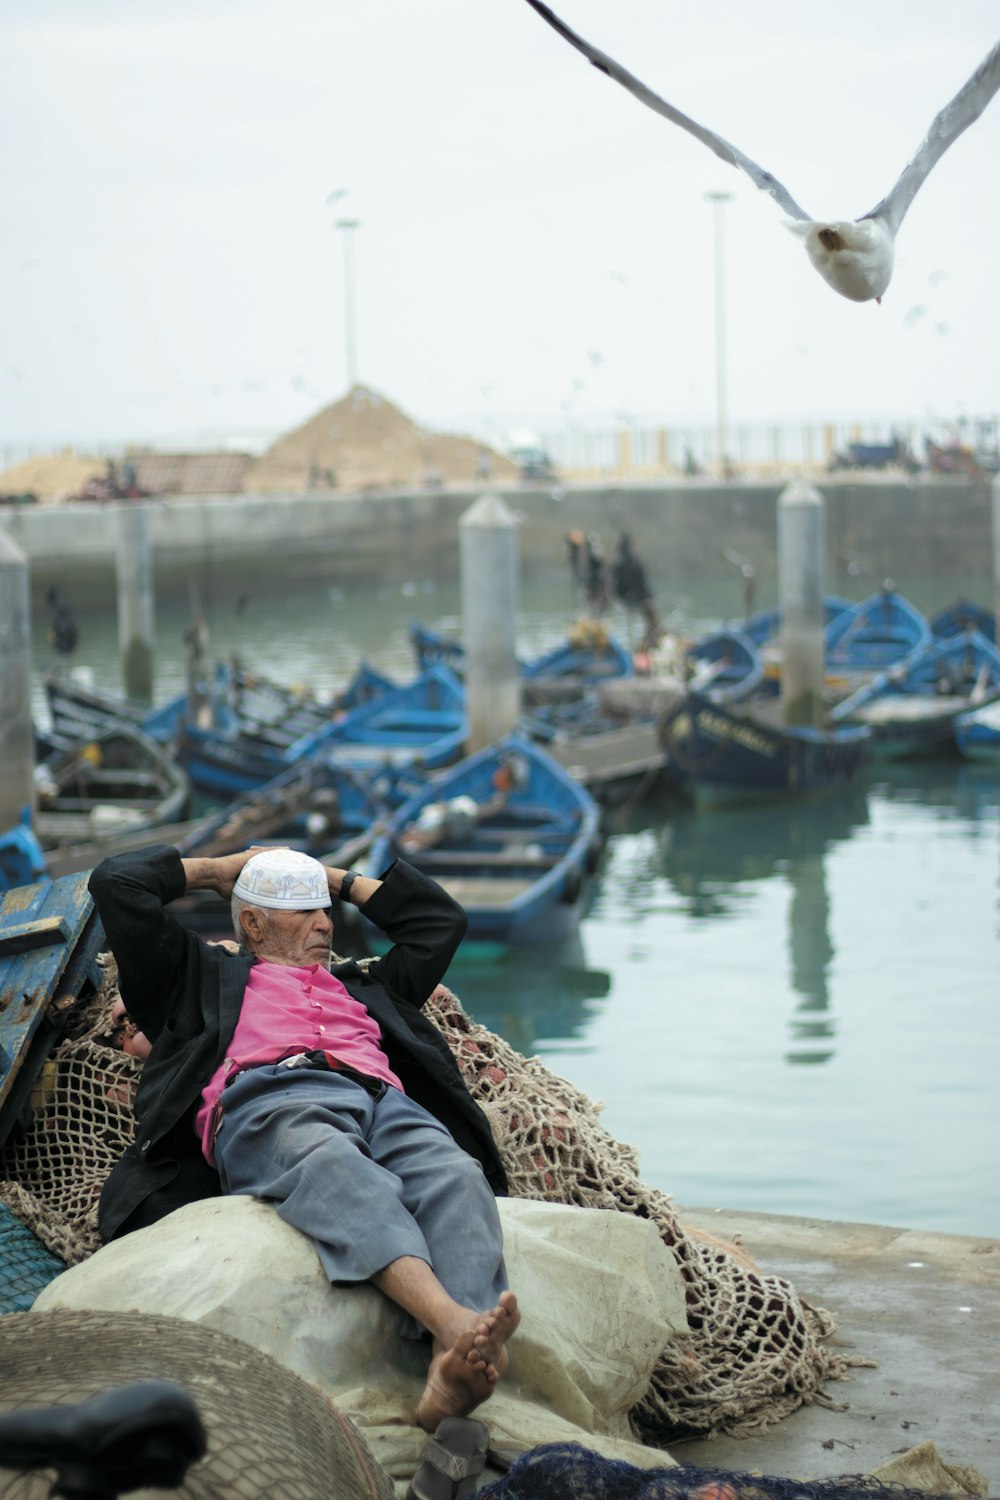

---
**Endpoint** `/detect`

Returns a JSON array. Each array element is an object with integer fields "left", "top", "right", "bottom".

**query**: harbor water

[{"left": 29, "top": 568, "right": 1000, "bottom": 1240}]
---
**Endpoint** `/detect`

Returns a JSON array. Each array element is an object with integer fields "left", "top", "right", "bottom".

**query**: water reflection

[
  {"left": 446, "top": 930, "right": 612, "bottom": 1055},
  {"left": 659, "top": 785, "right": 870, "bottom": 1065},
  {"left": 785, "top": 853, "right": 835, "bottom": 1065},
  {"left": 658, "top": 784, "right": 870, "bottom": 904},
  {"left": 870, "top": 758, "right": 1000, "bottom": 822}
]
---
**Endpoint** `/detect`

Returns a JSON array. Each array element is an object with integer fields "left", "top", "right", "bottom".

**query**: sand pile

[
  {"left": 244, "top": 385, "right": 519, "bottom": 493},
  {"left": 0, "top": 455, "right": 105, "bottom": 503}
]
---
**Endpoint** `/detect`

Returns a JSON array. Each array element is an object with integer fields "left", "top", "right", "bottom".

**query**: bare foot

[
  {"left": 472, "top": 1291, "right": 520, "bottom": 1379},
  {"left": 416, "top": 1329, "right": 494, "bottom": 1432},
  {"left": 415, "top": 1293, "right": 520, "bottom": 1433}
]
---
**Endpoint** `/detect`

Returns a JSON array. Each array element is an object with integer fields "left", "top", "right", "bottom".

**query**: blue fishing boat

[
  {"left": 43, "top": 658, "right": 363, "bottom": 757},
  {"left": 177, "top": 665, "right": 465, "bottom": 800},
  {"left": 660, "top": 691, "right": 869, "bottom": 801},
  {"left": 521, "top": 694, "right": 671, "bottom": 805},
  {"left": 34, "top": 724, "right": 191, "bottom": 849},
  {"left": 0, "top": 810, "right": 48, "bottom": 895},
  {"left": 930, "top": 598, "right": 995, "bottom": 643},
  {"left": 366, "top": 734, "right": 603, "bottom": 944},
  {"left": 829, "top": 629, "right": 1000, "bottom": 758},
  {"left": 43, "top": 669, "right": 188, "bottom": 750},
  {"left": 823, "top": 587, "right": 932, "bottom": 688},
  {"left": 954, "top": 696, "right": 1000, "bottom": 762},
  {"left": 319, "top": 664, "right": 466, "bottom": 770},
  {"left": 408, "top": 622, "right": 467, "bottom": 673},
  {"left": 685, "top": 628, "right": 764, "bottom": 703},
  {"left": 410, "top": 620, "right": 634, "bottom": 703},
  {"left": 521, "top": 622, "right": 634, "bottom": 703},
  {"left": 0, "top": 868, "right": 105, "bottom": 1149},
  {"left": 742, "top": 595, "right": 855, "bottom": 647}
]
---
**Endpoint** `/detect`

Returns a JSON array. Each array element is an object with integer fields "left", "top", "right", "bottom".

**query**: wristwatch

[{"left": 338, "top": 870, "right": 359, "bottom": 905}]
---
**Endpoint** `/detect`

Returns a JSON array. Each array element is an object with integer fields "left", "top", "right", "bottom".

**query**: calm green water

[{"left": 31, "top": 571, "right": 1000, "bottom": 1238}]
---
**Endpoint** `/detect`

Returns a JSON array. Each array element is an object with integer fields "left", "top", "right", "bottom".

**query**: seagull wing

[
  {"left": 523, "top": 0, "right": 812, "bottom": 221},
  {"left": 864, "top": 39, "right": 1000, "bottom": 232}
]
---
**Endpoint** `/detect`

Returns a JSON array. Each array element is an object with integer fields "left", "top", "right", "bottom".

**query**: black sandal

[{"left": 407, "top": 1416, "right": 490, "bottom": 1500}]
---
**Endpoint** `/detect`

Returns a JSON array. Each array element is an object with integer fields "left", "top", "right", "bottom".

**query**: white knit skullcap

[{"left": 232, "top": 848, "right": 331, "bottom": 910}]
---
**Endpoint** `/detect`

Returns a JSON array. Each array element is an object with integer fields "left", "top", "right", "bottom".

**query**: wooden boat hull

[
  {"left": 177, "top": 666, "right": 466, "bottom": 799},
  {"left": 660, "top": 692, "right": 869, "bottom": 800},
  {"left": 366, "top": 734, "right": 602, "bottom": 945},
  {"left": 34, "top": 725, "right": 191, "bottom": 848},
  {"left": 685, "top": 627, "right": 764, "bottom": 703},
  {"left": 955, "top": 699, "right": 1000, "bottom": 762},
  {"left": 830, "top": 629, "right": 1000, "bottom": 759},
  {"left": 823, "top": 588, "right": 931, "bottom": 679}
]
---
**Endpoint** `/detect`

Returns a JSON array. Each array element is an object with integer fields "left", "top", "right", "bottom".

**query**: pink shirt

[{"left": 195, "top": 961, "right": 404, "bottom": 1164}]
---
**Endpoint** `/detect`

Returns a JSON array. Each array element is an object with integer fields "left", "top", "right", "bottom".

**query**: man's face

[{"left": 245, "top": 905, "right": 334, "bottom": 967}]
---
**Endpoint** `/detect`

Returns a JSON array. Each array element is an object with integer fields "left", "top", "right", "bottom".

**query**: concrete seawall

[{"left": 2, "top": 473, "right": 992, "bottom": 607}]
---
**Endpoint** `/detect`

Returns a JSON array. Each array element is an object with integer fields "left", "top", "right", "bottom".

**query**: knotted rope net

[
  {"left": 0, "top": 1308, "right": 394, "bottom": 1500},
  {"left": 0, "top": 958, "right": 860, "bottom": 1443}
]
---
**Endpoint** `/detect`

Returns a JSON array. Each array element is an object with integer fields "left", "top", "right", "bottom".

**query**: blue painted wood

[
  {"left": 661, "top": 691, "right": 869, "bottom": 800},
  {"left": 0, "top": 871, "right": 104, "bottom": 1147}
]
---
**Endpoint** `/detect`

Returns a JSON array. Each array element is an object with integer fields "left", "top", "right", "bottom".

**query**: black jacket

[{"left": 89, "top": 844, "right": 508, "bottom": 1242}]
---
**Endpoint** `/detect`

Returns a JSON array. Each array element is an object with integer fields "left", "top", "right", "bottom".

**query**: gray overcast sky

[{"left": 2, "top": 0, "right": 998, "bottom": 452}]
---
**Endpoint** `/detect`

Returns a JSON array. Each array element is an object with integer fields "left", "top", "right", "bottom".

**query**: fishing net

[
  {"left": 425, "top": 985, "right": 858, "bottom": 1443},
  {"left": 475, "top": 1444, "right": 992, "bottom": 1500},
  {"left": 0, "top": 958, "right": 860, "bottom": 1444},
  {"left": 0, "top": 1203, "right": 65, "bottom": 1313},
  {"left": 0, "top": 1308, "right": 394, "bottom": 1500},
  {"left": 0, "top": 954, "right": 142, "bottom": 1266}
]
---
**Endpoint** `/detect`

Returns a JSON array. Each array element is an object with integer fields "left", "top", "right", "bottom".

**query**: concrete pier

[
  {"left": 778, "top": 480, "right": 827, "bottom": 727},
  {"left": 460, "top": 493, "right": 521, "bottom": 753},
  {"left": 0, "top": 528, "right": 35, "bottom": 830},
  {"left": 676, "top": 1207, "right": 999, "bottom": 1492},
  {"left": 113, "top": 503, "right": 155, "bottom": 702},
  {"left": 0, "top": 475, "right": 993, "bottom": 610}
]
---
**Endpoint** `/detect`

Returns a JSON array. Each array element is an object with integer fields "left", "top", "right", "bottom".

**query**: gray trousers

[{"left": 214, "top": 1063, "right": 507, "bottom": 1338}]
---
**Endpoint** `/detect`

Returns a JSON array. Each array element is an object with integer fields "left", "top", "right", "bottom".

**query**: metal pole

[
  {"left": 461, "top": 493, "right": 520, "bottom": 753},
  {"left": 0, "top": 526, "right": 35, "bottom": 829},
  {"left": 336, "top": 218, "right": 361, "bottom": 390},
  {"left": 705, "top": 191, "right": 733, "bottom": 478}
]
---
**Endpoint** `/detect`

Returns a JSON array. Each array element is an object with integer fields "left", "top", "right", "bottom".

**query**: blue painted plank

[{"left": 0, "top": 871, "right": 104, "bottom": 1135}]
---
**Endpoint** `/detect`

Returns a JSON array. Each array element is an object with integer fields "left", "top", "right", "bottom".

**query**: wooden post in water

[
  {"left": 461, "top": 492, "right": 520, "bottom": 753},
  {"left": 0, "top": 527, "right": 36, "bottom": 829},
  {"left": 778, "top": 478, "right": 826, "bottom": 728},
  {"left": 114, "top": 502, "right": 155, "bottom": 703},
  {"left": 992, "top": 472, "right": 1000, "bottom": 640}
]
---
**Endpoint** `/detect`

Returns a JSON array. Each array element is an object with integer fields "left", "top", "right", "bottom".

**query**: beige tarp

[{"left": 35, "top": 1195, "right": 689, "bottom": 1488}]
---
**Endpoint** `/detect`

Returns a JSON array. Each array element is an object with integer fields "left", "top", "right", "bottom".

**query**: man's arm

[
  {"left": 355, "top": 860, "right": 467, "bottom": 1009},
  {"left": 89, "top": 844, "right": 197, "bottom": 1043}
]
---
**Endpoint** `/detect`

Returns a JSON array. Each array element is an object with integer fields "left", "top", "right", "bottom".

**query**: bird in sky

[{"left": 522, "top": 0, "right": 1000, "bottom": 303}]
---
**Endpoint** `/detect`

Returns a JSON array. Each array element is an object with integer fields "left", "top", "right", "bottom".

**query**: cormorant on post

[{"left": 45, "top": 584, "right": 78, "bottom": 655}]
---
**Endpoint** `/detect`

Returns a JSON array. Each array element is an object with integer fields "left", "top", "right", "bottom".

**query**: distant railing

[
  {"left": 3, "top": 414, "right": 998, "bottom": 485},
  {"left": 533, "top": 416, "right": 1000, "bottom": 480}
]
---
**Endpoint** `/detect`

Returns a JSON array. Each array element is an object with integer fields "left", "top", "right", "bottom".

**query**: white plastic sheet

[{"left": 35, "top": 1195, "right": 689, "bottom": 1484}]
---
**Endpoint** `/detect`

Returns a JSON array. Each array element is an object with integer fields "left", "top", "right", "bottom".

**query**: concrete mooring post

[
  {"left": 0, "top": 528, "right": 36, "bottom": 829},
  {"left": 114, "top": 503, "right": 155, "bottom": 703},
  {"left": 777, "top": 478, "right": 826, "bottom": 728},
  {"left": 461, "top": 492, "right": 520, "bottom": 753}
]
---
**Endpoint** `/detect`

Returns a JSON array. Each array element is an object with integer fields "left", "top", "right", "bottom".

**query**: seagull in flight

[{"left": 522, "top": 0, "right": 1000, "bottom": 303}]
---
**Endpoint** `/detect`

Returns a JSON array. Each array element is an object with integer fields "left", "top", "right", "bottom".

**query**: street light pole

[
  {"left": 336, "top": 217, "right": 361, "bottom": 391},
  {"left": 705, "top": 191, "right": 733, "bottom": 478}
]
